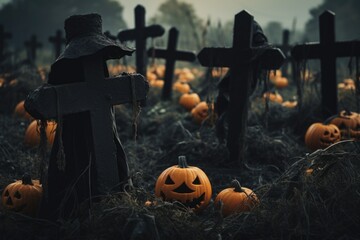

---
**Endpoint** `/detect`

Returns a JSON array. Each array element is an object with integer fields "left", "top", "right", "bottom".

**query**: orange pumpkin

[
  {"left": 24, "top": 120, "right": 57, "bottom": 148},
  {"left": 271, "top": 76, "right": 288, "bottom": 89},
  {"left": 281, "top": 100, "right": 298, "bottom": 108},
  {"left": 262, "top": 92, "right": 283, "bottom": 104},
  {"left": 191, "top": 101, "right": 214, "bottom": 124},
  {"left": 304, "top": 123, "right": 341, "bottom": 151},
  {"left": 149, "top": 79, "right": 164, "bottom": 88},
  {"left": 178, "top": 68, "right": 195, "bottom": 82},
  {"left": 173, "top": 81, "right": 191, "bottom": 94},
  {"left": 214, "top": 179, "right": 259, "bottom": 217},
  {"left": 327, "top": 110, "right": 360, "bottom": 140},
  {"left": 14, "top": 100, "right": 33, "bottom": 121},
  {"left": 155, "top": 156, "right": 212, "bottom": 212},
  {"left": 179, "top": 93, "right": 201, "bottom": 111},
  {"left": 269, "top": 70, "right": 282, "bottom": 82},
  {"left": 1, "top": 174, "right": 43, "bottom": 217}
]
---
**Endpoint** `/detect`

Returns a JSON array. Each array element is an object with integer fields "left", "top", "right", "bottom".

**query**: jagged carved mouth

[
  {"left": 160, "top": 190, "right": 206, "bottom": 209},
  {"left": 320, "top": 138, "right": 338, "bottom": 146},
  {"left": 5, "top": 197, "right": 27, "bottom": 212}
]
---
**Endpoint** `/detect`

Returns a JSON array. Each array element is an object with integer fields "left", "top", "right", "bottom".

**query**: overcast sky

[
  {"left": 0, "top": 0, "right": 324, "bottom": 31},
  {"left": 120, "top": 0, "right": 324, "bottom": 31}
]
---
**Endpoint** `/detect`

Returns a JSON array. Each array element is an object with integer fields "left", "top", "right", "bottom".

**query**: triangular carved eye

[
  {"left": 192, "top": 176, "right": 201, "bottom": 185},
  {"left": 14, "top": 191, "right": 21, "bottom": 199},
  {"left": 165, "top": 175, "right": 175, "bottom": 184},
  {"left": 4, "top": 190, "right": 9, "bottom": 197}
]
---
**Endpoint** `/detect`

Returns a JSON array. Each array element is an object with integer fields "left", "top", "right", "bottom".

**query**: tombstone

[
  {"left": 117, "top": 5, "right": 165, "bottom": 77},
  {"left": 24, "top": 35, "right": 42, "bottom": 64},
  {"left": 275, "top": 29, "right": 294, "bottom": 78},
  {"left": 197, "top": 10, "right": 285, "bottom": 165},
  {"left": 0, "top": 24, "right": 12, "bottom": 63},
  {"left": 291, "top": 10, "right": 360, "bottom": 118},
  {"left": 48, "top": 30, "right": 65, "bottom": 59},
  {"left": 24, "top": 13, "right": 148, "bottom": 219},
  {"left": 147, "top": 27, "right": 196, "bottom": 100}
]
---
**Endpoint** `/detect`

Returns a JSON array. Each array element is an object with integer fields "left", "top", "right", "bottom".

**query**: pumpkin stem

[
  {"left": 22, "top": 173, "right": 33, "bottom": 185},
  {"left": 231, "top": 179, "right": 243, "bottom": 192},
  {"left": 178, "top": 156, "right": 189, "bottom": 168}
]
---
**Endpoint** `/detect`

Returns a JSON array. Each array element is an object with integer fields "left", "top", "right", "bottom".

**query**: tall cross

[
  {"left": 292, "top": 11, "right": 360, "bottom": 118},
  {"left": 147, "top": 27, "right": 196, "bottom": 100},
  {"left": 0, "top": 25, "right": 12, "bottom": 62},
  {"left": 275, "top": 29, "right": 293, "bottom": 78},
  {"left": 117, "top": 5, "right": 165, "bottom": 77},
  {"left": 25, "top": 54, "right": 148, "bottom": 193},
  {"left": 197, "top": 10, "right": 285, "bottom": 165},
  {"left": 24, "top": 35, "right": 42, "bottom": 64},
  {"left": 48, "top": 30, "right": 65, "bottom": 59}
]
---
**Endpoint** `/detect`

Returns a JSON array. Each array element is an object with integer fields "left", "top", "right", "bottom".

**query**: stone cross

[
  {"left": 197, "top": 10, "right": 285, "bottom": 165},
  {"left": 48, "top": 30, "right": 65, "bottom": 59},
  {"left": 147, "top": 27, "right": 196, "bottom": 100},
  {"left": 117, "top": 5, "right": 165, "bottom": 77},
  {"left": 25, "top": 54, "right": 148, "bottom": 192},
  {"left": 24, "top": 35, "right": 42, "bottom": 64},
  {"left": 291, "top": 10, "right": 360, "bottom": 118},
  {"left": 0, "top": 24, "right": 12, "bottom": 63}
]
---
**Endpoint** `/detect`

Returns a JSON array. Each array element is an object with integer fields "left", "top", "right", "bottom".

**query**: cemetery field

[{"left": 0, "top": 63, "right": 359, "bottom": 240}]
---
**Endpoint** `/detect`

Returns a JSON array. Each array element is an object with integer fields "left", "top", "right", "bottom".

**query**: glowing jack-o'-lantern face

[
  {"left": 1, "top": 174, "right": 43, "bottom": 217},
  {"left": 328, "top": 110, "right": 360, "bottom": 140},
  {"left": 305, "top": 123, "right": 341, "bottom": 151},
  {"left": 155, "top": 156, "right": 212, "bottom": 211}
]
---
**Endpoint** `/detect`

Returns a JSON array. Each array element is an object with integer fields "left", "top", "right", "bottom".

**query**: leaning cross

[
  {"left": 147, "top": 27, "right": 196, "bottom": 100},
  {"left": 0, "top": 25, "right": 12, "bottom": 62},
  {"left": 197, "top": 10, "right": 285, "bottom": 165},
  {"left": 291, "top": 10, "right": 360, "bottom": 118},
  {"left": 48, "top": 30, "right": 66, "bottom": 59},
  {"left": 117, "top": 5, "right": 165, "bottom": 77},
  {"left": 24, "top": 35, "right": 42, "bottom": 64},
  {"left": 25, "top": 54, "right": 148, "bottom": 192}
]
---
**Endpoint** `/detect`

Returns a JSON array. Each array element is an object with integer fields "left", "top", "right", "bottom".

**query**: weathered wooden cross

[
  {"left": 25, "top": 54, "right": 148, "bottom": 193},
  {"left": 0, "top": 24, "right": 12, "bottom": 63},
  {"left": 291, "top": 10, "right": 360, "bottom": 118},
  {"left": 197, "top": 10, "right": 285, "bottom": 165},
  {"left": 48, "top": 30, "right": 65, "bottom": 59},
  {"left": 117, "top": 5, "right": 165, "bottom": 77},
  {"left": 275, "top": 29, "right": 294, "bottom": 78},
  {"left": 24, "top": 35, "right": 42, "bottom": 64},
  {"left": 147, "top": 27, "right": 196, "bottom": 100}
]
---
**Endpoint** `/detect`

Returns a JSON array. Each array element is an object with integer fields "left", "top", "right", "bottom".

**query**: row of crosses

[{"left": 8, "top": 6, "right": 360, "bottom": 167}]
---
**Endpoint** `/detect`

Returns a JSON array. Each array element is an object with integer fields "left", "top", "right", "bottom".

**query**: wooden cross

[
  {"left": 291, "top": 10, "right": 360, "bottom": 118},
  {"left": 0, "top": 24, "right": 12, "bottom": 62},
  {"left": 275, "top": 29, "right": 293, "bottom": 78},
  {"left": 197, "top": 10, "right": 285, "bottom": 165},
  {"left": 24, "top": 35, "right": 42, "bottom": 64},
  {"left": 147, "top": 27, "right": 196, "bottom": 100},
  {"left": 25, "top": 54, "right": 148, "bottom": 193},
  {"left": 48, "top": 30, "right": 65, "bottom": 59},
  {"left": 117, "top": 5, "right": 165, "bottom": 77}
]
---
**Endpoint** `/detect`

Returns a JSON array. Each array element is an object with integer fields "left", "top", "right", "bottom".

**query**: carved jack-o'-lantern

[
  {"left": 327, "top": 110, "right": 360, "bottom": 140},
  {"left": 305, "top": 123, "right": 341, "bottom": 151},
  {"left": 1, "top": 174, "right": 43, "bottom": 217},
  {"left": 179, "top": 93, "right": 201, "bottom": 111},
  {"left": 155, "top": 156, "right": 212, "bottom": 211}
]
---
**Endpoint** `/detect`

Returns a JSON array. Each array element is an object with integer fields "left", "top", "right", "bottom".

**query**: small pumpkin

[
  {"left": 262, "top": 92, "right": 283, "bottom": 104},
  {"left": 146, "top": 71, "right": 157, "bottom": 82},
  {"left": 269, "top": 69, "right": 282, "bottom": 82},
  {"left": 173, "top": 81, "right": 191, "bottom": 94},
  {"left": 24, "top": 120, "right": 57, "bottom": 148},
  {"left": 327, "top": 110, "right": 360, "bottom": 140},
  {"left": 1, "top": 174, "right": 43, "bottom": 217},
  {"left": 149, "top": 79, "right": 164, "bottom": 88},
  {"left": 178, "top": 68, "right": 195, "bottom": 82},
  {"left": 14, "top": 100, "right": 33, "bottom": 121},
  {"left": 281, "top": 100, "right": 298, "bottom": 108},
  {"left": 214, "top": 179, "right": 259, "bottom": 217},
  {"left": 179, "top": 93, "right": 201, "bottom": 111},
  {"left": 305, "top": 123, "right": 341, "bottom": 151},
  {"left": 271, "top": 76, "right": 289, "bottom": 89},
  {"left": 155, "top": 156, "right": 212, "bottom": 211},
  {"left": 191, "top": 101, "right": 214, "bottom": 124}
]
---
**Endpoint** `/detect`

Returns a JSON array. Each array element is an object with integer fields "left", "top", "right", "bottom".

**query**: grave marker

[
  {"left": 147, "top": 27, "right": 196, "bottom": 100},
  {"left": 48, "top": 30, "right": 65, "bottom": 59},
  {"left": 117, "top": 5, "right": 165, "bottom": 77},
  {"left": 197, "top": 10, "right": 285, "bottom": 165},
  {"left": 24, "top": 35, "right": 42, "bottom": 64},
  {"left": 291, "top": 11, "right": 360, "bottom": 118}
]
